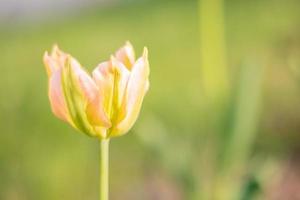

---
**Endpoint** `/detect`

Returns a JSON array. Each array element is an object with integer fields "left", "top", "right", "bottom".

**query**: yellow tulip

[{"left": 43, "top": 42, "right": 150, "bottom": 139}]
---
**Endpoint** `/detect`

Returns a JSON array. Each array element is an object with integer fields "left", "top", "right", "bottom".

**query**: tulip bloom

[
  {"left": 43, "top": 42, "right": 149, "bottom": 139},
  {"left": 43, "top": 42, "right": 149, "bottom": 200}
]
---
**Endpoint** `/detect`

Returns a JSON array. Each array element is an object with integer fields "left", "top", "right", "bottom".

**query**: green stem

[{"left": 100, "top": 139, "right": 109, "bottom": 200}]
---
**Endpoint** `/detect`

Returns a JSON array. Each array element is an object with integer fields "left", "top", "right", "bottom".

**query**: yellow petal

[
  {"left": 83, "top": 61, "right": 112, "bottom": 130},
  {"left": 86, "top": 93, "right": 111, "bottom": 129},
  {"left": 111, "top": 56, "right": 131, "bottom": 107},
  {"left": 92, "top": 58, "right": 130, "bottom": 122},
  {"left": 111, "top": 47, "right": 149, "bottom": 137}
]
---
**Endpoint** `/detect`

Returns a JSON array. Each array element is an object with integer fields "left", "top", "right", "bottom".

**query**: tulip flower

[{"left": 43, "top": 42, "right": 149, "bottom": 200}]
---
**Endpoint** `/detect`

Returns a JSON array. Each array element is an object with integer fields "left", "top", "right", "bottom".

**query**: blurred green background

[{"left": 1, "top": 0, "right": 300, "bottom": 199}]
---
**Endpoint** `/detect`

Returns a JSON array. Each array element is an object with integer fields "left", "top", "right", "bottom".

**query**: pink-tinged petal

[
  {"left": 92, "top": 61, "right": 113, "bottom": 93},
  {"left": 43, "top": 45, "right": 68, "bottom": 77},
  {"left": 69, "top": 57, "right": 98, "bottom": 102},
  {"left": 51, "top": 44, "right": 67, "bottom": 63},
  {"left": 48, "top": 69, "right": 70, "bottom": 123},
  {"left": 92, "top": 61, "right": 114, "bottom": 115},
  {"left": 112, "top": 47, "right": 149, "bottom": 136},
  {"left": 115, "top": 41, "right": 135, "bottom": 70}
]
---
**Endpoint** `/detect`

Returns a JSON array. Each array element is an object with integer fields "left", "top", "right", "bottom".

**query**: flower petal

[
  {"left": 111, "top": 47, "right": 149, "bottom": 136},
  {"left": 92, "top": 61, "right": 114, "bottom": 117},
  {"left": 48, "top": 69, "right": 71, "bottom": 123},
  {"left": 51, "top": 45, "right": 67, "bottom": 63},
  {"left": 43, "top": 52, "right": 57, "bottom": 77},
  {"left": 43, "top": 45, "right": 68, "bottom": 77},
  {"left": 86, "top": 94, "right": 111, "bottom": 131},
  {"left": 115, "top": 41, "right": 135, "bottom": 70},
  {"left": 69, "top": 57, "right": 98, "bottom": 102},
  {"left": 111, "top": 56, "right": 131, "bottom": 108},
  {"left": 61, "top": 56, "right": 100, "bottom": 137},
  {"left": 66, "top": 57, "right": 111, "bottom": 130},
  {"left": 92, "top": 58, "right": 130, "bottom": 120}
]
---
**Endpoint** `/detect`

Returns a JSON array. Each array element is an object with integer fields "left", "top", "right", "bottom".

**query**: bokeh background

[{"left": 1, "top": 0, "right": 300, "bottom": 199}]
